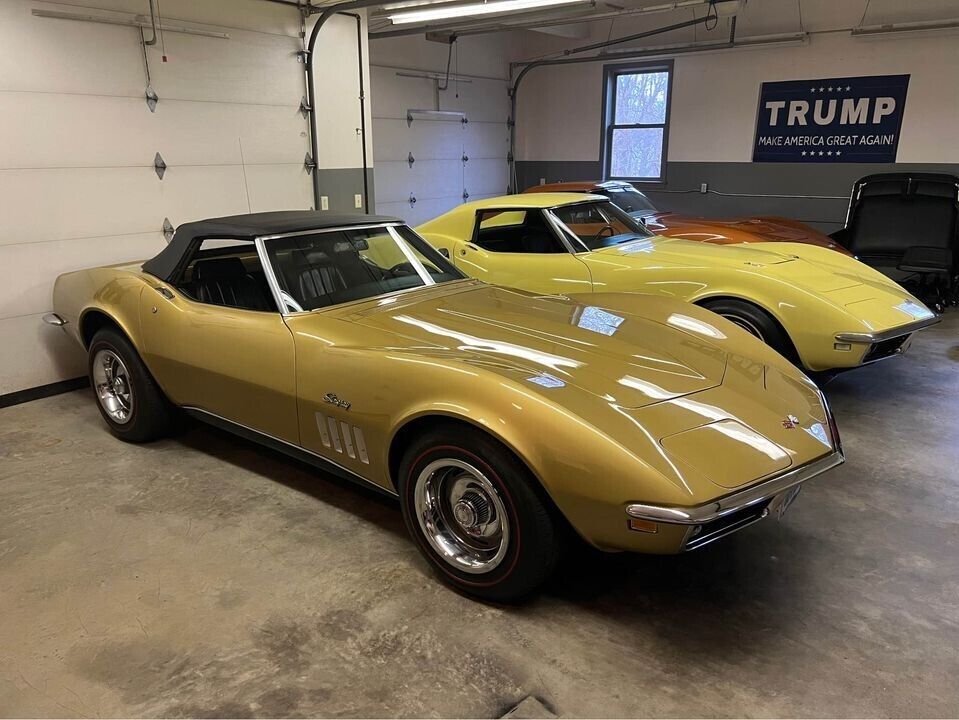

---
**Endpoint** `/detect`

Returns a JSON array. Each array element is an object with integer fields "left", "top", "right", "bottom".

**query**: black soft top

[{"left": 143, "top": 210, "right": 402, "bottom": 282}]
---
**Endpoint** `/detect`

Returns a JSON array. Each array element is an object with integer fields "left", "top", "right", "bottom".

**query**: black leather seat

[{"left": 190, "top": 257, "right": 273, "bottom": 311}]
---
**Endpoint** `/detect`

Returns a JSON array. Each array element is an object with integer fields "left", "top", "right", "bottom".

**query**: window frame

[
  {"left": 470, "top": 208, "right": 578, "bottom": 255},
  {"left": 257, "top": 222, "right": 465, "bottom": 316},
  {"left": 600, "top": 60, "right": 673, "bottom": 185},
  {"left": 173, "top": 237, "right": 280, "bottom": 314}
]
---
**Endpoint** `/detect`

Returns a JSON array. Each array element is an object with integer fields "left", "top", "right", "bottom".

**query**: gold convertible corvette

[
  {"left": 47, "top": 211, "right": 843, "bottom": 600},
  {"left": 417, "top": 194, "right": 939, "bottom": 373}
]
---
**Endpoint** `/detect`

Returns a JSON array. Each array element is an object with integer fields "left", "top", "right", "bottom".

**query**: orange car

[{"left": 525, "top": 181, "right": 851, "bottom": 255}]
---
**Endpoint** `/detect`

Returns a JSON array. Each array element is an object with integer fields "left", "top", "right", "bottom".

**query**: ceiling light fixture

[{"left": 388, "top": 0, "right": 588, "bottom": 25}]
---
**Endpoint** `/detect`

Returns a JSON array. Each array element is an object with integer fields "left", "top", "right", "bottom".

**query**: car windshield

[
  {"left": 600, "top": 186, "right": 658, "bottom": 217},
  {"left": 549, "top": 201, "right": 652, "bottom": 250},
  {"left": 264, "top": 224, "right": 465, "bottom": 311}
]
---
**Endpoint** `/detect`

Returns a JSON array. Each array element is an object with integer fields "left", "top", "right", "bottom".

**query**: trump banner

[{"left": 753, "top": 74, "right": 910, "bottom": 163}]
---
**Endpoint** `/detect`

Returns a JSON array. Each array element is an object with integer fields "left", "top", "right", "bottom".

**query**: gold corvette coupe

[
  {"left": 417, "top": 194, "right": 939, "bottom": 373},
  {"left": 47, "top": 211, "right": 843, "bottom": 600}
]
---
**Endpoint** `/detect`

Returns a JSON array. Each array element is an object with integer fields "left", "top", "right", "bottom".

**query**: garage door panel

[
  {"left": 0, "top": 1, "right": 144, "bottom": 96},
  {"left": 464, "top": 122, "right": 509, "bottom": 160},
  {"left": 378, "top": 196, "right": 462, "bottom": 228},
  {"left": 145, "top": 30, "right": 303, "bottom": 107},
  {"left": 0, "top": 232, "right": 165, "bottom": 320},
  {"left": 443, "top": 78, "right": 509, "bottom": 124},
  {"left": 243, "top": 164, "right": 313, "bottom": 212},
  {"left": 0, "top": 93, "right": 307, "bottom": 169},
  {"left": 371, "top": 162, "right": 416, "bottom": 204},
  {"left": 466, "top": 159, "right": 509, "bottom": 197},
  {"left": 0, "top": 313, "right": 86, "bottom": 395},
  {"left": 370, "top": 68, "right": 438, "bottom": 119}
]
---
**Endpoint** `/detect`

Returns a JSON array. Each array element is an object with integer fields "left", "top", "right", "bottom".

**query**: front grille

[
  {"left": 863, "top": 334, "right": 909, "bottom": 363},
  {"left": 683, "top": 501, "right": 771, "bottom": 551}
]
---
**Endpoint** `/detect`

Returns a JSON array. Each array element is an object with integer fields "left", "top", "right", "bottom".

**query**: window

[
  {"left": 472, "top": 210, "right": 567, "bottom": 254},
  {"left": 263, "top": 225, "right": 463, "bottom": 312},
  {"left": 602, "top": 63, "right": 672, "bottom": 183},
  {"left": 176, "top": 239, "right": 277, "bottom": 312},
  {"left": 549, "top": 200, "right": 651, "bottom": 251}
]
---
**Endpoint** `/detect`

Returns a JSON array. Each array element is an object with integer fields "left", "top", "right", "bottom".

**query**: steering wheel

[
  {"left": 591, "top": 225, "right": 617, "bottom": 246},
  {"left": 388, "top": 262, "right": 417, "bottom": 276}
]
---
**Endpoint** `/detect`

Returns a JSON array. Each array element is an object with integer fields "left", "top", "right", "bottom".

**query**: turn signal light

[
  {"left": 628, "top": 518, "right": 658, "bottom": 534},
  {"left": 834, "top": 342, "right": 852, "bottom": 351}
]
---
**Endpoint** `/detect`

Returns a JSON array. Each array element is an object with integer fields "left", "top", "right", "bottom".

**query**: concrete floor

[{"left": 2, "top": 314, "right": 958, "bottom": 719}]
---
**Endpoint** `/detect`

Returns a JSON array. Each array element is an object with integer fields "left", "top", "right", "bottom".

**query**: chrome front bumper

[
  {"left": 834, "top": 314, "right": 940, "bottom": 344},
  {"left": 626, "top": 450, "right": 844, "bottom": 551}
]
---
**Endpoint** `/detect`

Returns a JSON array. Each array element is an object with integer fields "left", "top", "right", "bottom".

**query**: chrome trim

[
  {"left": 254, "top": 236, "right": 291, "bottom": 317},
  {"left": 257, "top": 222, "right": 405, "bottom": 243},
  {"left": 42, "top": 313, "right": 67, "bottom": 326},
  {"left": 626, "top": 450, "right": 844, "bottom": 525},
  {"left": 834, "top": 314, "right": 940, "bottom": 344},
  {"left": 183, "top": 406, "right": 397, "bottom": 497}
]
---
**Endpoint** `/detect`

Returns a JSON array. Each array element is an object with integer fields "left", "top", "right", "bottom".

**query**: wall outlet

[
  {"left": 700, "top": 182, "right": 708, "bottom": 194},
  {"left": 320, "top": 195, "right": 329, "bottom": 211},
  {"left": 354, "top": 194, "right": 363, "bottom": 209}
]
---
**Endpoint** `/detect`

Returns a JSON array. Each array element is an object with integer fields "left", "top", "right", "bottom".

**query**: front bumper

[
  {"left": 835, "top": 314, "right": 940, "bottom": 365},
  {"left": 625, "top": 450, "right": 844, "bottom": 551}
]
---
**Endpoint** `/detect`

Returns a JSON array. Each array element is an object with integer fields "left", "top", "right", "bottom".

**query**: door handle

[
  {"left": 439, "top": 247, "right": 450, "bottom": 258},
  {"left": 154, "top": 286, "right": 175, "bottom": 300}
]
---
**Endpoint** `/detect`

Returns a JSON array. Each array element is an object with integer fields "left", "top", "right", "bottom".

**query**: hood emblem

[
  {"left": 782, "top": 415, "right": 800, "bottom": 429},
  {"left": 323, "top": 393, "right": 351, "bottom": 410}
]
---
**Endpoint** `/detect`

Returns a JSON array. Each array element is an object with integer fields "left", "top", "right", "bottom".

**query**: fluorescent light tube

[{"left": 388, "top": 0, "right": 586, "bottom": 25}]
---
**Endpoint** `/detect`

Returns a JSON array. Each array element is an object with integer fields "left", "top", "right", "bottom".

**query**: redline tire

[{"left": 398, "top": 424, "right": 562, "bottom": 601}]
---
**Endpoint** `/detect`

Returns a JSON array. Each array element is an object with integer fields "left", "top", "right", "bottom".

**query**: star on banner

[
  {"left": 827, "top": 151, "right": 833, "bottom": 156},
  {"left": 836, "top": 150, "right": 842, "bottom": 156},
  {"left": 845, "top": 85, "right": 851, "bottom": 91},
  {"left": 801, "top": 151, "right": 807, "bottom": 156},
  {"left": 810, "top": 87, "right": 817, "bottom": 93},
  {"left": 819, "top": 151, "right": 825, "bottom": 156}
]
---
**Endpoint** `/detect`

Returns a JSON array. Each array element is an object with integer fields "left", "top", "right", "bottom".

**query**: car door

[
  {"left": 138, "top": 239, "right": 298, "bottom": 444},
  {"left": 454, "top": 209, "right": 592, "bottom": 295}
]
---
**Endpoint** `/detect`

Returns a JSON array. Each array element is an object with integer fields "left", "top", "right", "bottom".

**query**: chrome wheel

[
  {"left": 414, "top": 458, "right": 510, "bottom": 574},
  {"left": 722, "top": 313, "right": 766, "bottom": 342},
  {"left": 92, "top": 349, "right": 134, "bottom": 424}
]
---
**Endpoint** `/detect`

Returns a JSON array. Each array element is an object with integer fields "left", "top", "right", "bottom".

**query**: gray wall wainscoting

[
  {"left": 313, "top": 168, "right": 376, "bottom": 214},
  {"left": 516, "top": 161, "right": 959, "bottom": 232}
]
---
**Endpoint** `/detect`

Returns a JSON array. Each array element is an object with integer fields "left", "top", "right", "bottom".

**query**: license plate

[{"left": 775, "top": 485, "right": 802, "bottom": 520}]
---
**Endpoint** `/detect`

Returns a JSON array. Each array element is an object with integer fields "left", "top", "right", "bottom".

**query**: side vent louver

[{"left": 316, "top": 412, "right": 370, "bottom": 464}]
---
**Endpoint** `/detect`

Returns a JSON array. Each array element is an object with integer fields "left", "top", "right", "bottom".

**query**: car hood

[
  {"left": 592, "top": 235, "right": 891, "bottom": 293},
  {"left": 339, "top": 282, "right": 728, "bottom": 408},
  {"left": 636, "top": 211, "right": 852, "bottom": 255}
]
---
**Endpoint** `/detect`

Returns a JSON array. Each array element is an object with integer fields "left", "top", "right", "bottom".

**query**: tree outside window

[{"left": 603, "top": 64, "right": 672, "bottom": 182}]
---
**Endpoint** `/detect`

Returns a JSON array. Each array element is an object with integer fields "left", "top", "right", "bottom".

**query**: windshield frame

[
  {"left": 256, "top": 222, "right": 468, "bottom": 316},
  {"left": 546, "top": 199, "right": 653, "bottom": 252}
]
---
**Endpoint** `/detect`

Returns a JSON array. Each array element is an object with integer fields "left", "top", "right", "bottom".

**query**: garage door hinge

[
  {"left": 145, "top": 85, "right": 159, "bottom": 113},
  {"left": 463, "top": 189, "right": 470, "bottom": 200},
  {"left": 507, "top": 116, "right": 514, "bottom": 128},
  {"left": 409, "top": 193, "right": 417, "bottom": 206},
  {"left": 153, "top": 152, "right": 167, "bottom": 180},
  {"left": 408, "top": 152, "right": 415, "bottom": 168},
  {"left": 162, "top": 217, "right": 175, "bottom": 243},
  {"left": 507, "top": 151, "right": 514, "bottom": 163},
  {"left": 462, "top": 154, "right": 469, "bottom": 163},
  {"left": 304, "top": 152, "right": 316, "bottom": 175},
  {"left": 299, "top": 96, "right": 312, "bottom": 118},
  {"left": 296, "top": 50, "right": 309, "bottom": 63}
]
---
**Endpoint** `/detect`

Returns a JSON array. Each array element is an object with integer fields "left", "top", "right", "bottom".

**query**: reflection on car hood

[{"left": 344, "top": 283, "right": 728, "bottom": 408}]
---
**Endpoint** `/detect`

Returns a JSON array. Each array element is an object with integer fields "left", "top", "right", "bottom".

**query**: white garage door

[
  {"left": 371, "top": 65, "right": 509, "bottom": 227},
  {"left": 0, "top": 0, "right": 311, "bottom": 396}
]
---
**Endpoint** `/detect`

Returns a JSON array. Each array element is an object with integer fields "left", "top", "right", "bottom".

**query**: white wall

[
  {"left": 516, "top": 30, "right": 959, "bottom": 164},
  {"left": 0, "top": 0, "right": 369, "bottom": 396},
  {"left": 369, "top": 34, "right": 514, "bottom": 225}
]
